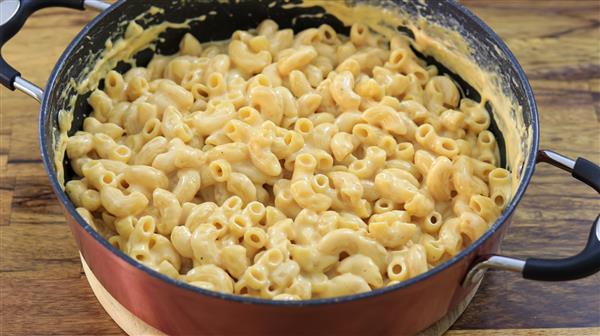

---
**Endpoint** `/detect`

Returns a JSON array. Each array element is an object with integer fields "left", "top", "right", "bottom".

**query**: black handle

[
  {"left": 523, "top": 152, "right": 600, "bottom": 281},
  {"left": 0, "top": 0, "right": 85, "bottom": 90},
  {"left": 573, "top": 158, "right": 600, "bottom": 193}
]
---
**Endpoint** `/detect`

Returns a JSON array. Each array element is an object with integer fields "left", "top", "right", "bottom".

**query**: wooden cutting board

[{"left": 1, "top": 1, "right": 598, "bottom": 335}]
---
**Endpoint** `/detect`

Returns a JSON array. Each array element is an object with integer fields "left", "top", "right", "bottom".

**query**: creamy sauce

[
  {"left": 77, "top": 8, "right": 185, "bottom": 93},
  {"left": 55, "top": 0, "right": 532, "bottom": 194},
  {"left": 54, "top": 7, "right": 200, "bottom": 186},
  {"left": 295, "top": 0, "right": 531, "bottom": 192}
]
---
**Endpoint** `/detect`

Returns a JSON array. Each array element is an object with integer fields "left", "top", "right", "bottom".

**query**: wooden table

[{"left": 1, "top": 1, "right": 599, "bottom": 335}]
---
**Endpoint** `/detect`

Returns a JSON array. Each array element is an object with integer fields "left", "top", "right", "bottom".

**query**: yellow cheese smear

[
  {"left": 55, "top": 1, "right": 532, "bottom": 196},
  {"left": 54, "top": 7, "right": 199, "bottom": 186},
  {"left": 296, "top": 0, "right": 531, "bottom": 193}
]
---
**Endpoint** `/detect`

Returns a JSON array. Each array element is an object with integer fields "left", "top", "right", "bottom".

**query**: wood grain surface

[{"left": 1, "top": 1, "right": 599, "bottom": 335}]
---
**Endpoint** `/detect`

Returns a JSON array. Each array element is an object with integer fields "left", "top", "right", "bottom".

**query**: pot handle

[
  {"left": 0, "top": 0, "right": 110, "bottom": 102},
  {"left": 463, "top": 150, "right": 600, "bottom": 286}
]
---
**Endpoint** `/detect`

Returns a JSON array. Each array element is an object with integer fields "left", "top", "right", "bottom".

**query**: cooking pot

[{"left": 1, "top": 0, "right": 599, "bottom": 335}]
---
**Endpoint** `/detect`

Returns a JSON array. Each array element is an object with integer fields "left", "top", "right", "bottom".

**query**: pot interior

[{"left": 41, "top": 0, "right": 538, "bottom": 295}]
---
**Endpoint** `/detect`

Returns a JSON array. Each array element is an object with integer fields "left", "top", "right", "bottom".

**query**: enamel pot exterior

[
  {"left": 34, "top": 1, "right": 540, "bottom": 335},
  {"left": 66, "top": 207, "right": 512, "bottom": 335}
]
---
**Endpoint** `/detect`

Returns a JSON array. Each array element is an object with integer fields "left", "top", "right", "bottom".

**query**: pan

[{"left": 1, "top": 0, "right": 598, "bottom": 335}]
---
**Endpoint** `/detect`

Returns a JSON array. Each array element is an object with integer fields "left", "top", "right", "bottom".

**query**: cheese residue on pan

[
  {"left": 55, "top": 1, "right": 532, "bottom": 196},
  {"left": 77, "top": 7, "right": 186, "bottom": 94},
  {"left": 54, "top": 6, "right": 201, "bottom": 186},
  {"left": 292, "top": 0, "right": 531, "bottom": 192}
]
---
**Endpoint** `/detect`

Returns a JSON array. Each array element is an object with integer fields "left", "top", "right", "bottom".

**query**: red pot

[{"left": 1, "top": 0, "right": 598, "bottom": 335}]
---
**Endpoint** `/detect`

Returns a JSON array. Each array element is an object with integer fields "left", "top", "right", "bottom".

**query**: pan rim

[{"left": 39, "top": 0, "right": 540, "bottom": 307}]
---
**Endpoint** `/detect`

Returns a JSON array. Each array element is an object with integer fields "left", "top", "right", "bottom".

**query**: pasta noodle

[{"left": 64, "top": 19, "right": 509, "bottom": 300}]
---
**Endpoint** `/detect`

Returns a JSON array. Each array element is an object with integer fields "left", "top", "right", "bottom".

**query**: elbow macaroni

[{"left": 64, "top": 20, "right": 509, "bottom": 300}]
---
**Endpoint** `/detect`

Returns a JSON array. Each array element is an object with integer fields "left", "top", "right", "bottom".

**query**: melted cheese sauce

[
  {"left": 294, "top": 0, "right": 531, "bottom": 192},
  {"left": 54, "top": 1, "right": 531, "bottom": 195}
]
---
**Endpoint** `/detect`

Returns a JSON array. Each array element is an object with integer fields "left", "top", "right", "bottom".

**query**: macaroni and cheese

[{"left": 65, "top": 19, "right": 511, "bottom": 299}]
